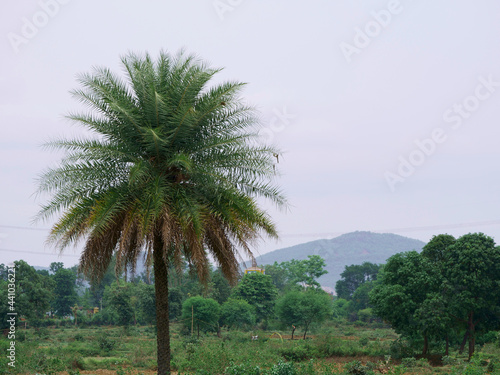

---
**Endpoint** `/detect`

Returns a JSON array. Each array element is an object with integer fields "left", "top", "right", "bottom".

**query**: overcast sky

[{"left": 2, "top": 0, "right": 500, "bottom": 268}]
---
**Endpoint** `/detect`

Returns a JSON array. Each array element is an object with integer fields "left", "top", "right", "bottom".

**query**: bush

[
  {"left": 401, "top": 358, "right": 416, "bottom": 368},
  {"left": 96, "top": 334, "right": 116, "bottom": 353},
  {"left": 359, "top": 336, "right": 369, "bottom": 346},
  {"left": 476, "top": 331, "right": 498, "bottom": 345},
  {"left": 344, "top": 360, "right": 373, "bottom": 375},
  {"left": 268, "top": 360, "right": 297, "bottom": 375},
  {"left": 389, "top": 339, "right": 413, "bottom": 359},
  {"left": 224, "top": 361, "right": 263, "bottom": 375}
]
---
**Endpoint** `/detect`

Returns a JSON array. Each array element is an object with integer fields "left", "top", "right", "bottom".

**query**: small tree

[
  {"left": 220, "top": 298, "right": 256, "bottom": 330},
  {"left": 276, "top": 289, "right": 332, "bottom": 339},
  {"left": 181, "top": 296, "right": 220, "bottom": 337}
]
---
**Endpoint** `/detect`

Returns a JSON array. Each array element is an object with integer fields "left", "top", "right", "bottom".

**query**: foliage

[
  {"left": 36, "top": 50, "right": 285, "bottom": 374},
  {"left": 335, "top": 262, "right": 381, "bottom": 300},
  {"left": 10, "top": 260, "right": 54, "bottom": 322},
  {"left": 104, "top": 281, "right": 135, "bottom": 326},
  {"left": 369, "top": 251, "right": 440, "bottom": 353},
  {"left": 344, "top": 360, "right": 373, "bottom": 375},
  {"left": 220, "top": 298, "right": 256, "bottom": 329},
  {"left": 442, "top": 233, "right": 500, "bottom": 358},
  {"left": 181, "top": 296, "right": 221, "bottom": 336},
  {"left": 275, "top": 289, "right": 333, "bottom": 339},
  {"left": 283, "top": 255, "right": 328, "bottom": 288},
  {"left": 52, "top": 267, "right": 78, "bottom": 317},
  {"left": 232, "top": 272, "right": 278, "bottom": 322}
]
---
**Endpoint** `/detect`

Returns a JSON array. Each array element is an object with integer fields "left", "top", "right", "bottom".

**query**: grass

[{"left": 1, "top": 323, "right": 499, "bottom": 374}]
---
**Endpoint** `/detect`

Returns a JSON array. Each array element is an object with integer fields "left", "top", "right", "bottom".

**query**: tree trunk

[
  {"left": 445, "top": 335, "right": 449, "bottom": 356},
  {"left": 303, "top": 322, "right": 309, "bottom": 340},
  {"left": 153, "top": 234, "right": 171, "bottom": 375},
  {"left": 468, "top": 312, "right": 475, "bottom": 360},
  {"left": 291, "top": 326, "right": 295, "bottom": 340},
  {"left": 459, "top": 330, "right": 469, "bottom": 354},
  {"left": 422, "top": 335, "right": 429, "bottom": 356}
]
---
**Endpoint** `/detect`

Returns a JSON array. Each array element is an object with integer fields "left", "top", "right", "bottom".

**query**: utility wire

[{"left": 2, "top": 219, "right": 500, "bottom": 237}]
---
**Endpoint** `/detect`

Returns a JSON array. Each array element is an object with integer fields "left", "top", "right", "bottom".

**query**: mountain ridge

[{"left": 252, "top": 231, "right": 426, "bottom": 288}]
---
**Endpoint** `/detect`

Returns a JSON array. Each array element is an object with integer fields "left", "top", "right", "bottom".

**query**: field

[{"left": 2, "top": 322, "right": 499, "bottom": 375}]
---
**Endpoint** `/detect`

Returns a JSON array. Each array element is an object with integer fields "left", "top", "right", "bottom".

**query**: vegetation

[
  {"left": 35, "top": 50, "right": 285, "bottom": 374},
  {"left": 2, "top": 232, "right": 500, "bottom": 373}
]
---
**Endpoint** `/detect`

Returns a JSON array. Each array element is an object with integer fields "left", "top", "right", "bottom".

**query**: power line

[{"left": 0, "top": 225, "right": 50, "bottom": 231}]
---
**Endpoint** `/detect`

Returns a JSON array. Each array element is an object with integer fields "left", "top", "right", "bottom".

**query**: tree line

[
  {"left": 2, "top": 231, "right": 499, "bottom": 360},
  {"left": 0, "top": 255, "right": 332, "bottom": 339}
]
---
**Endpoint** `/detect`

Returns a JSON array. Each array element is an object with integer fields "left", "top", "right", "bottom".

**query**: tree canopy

[{"left": 36, "top": 50, "right": 285, "bottom": 374}]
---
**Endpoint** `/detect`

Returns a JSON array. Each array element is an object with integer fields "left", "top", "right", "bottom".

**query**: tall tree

[
  {"left": 336, "top": 262, "right": 381, "bottom": 300},
  {"left": 284, "top": 255, "right": 328, "bottom": 288},
  {"left": 14, "top": 260, "right": 54, "bottom": 321},
  {"left": 36, "top": 51, "right": 284, "bottom": 374},
  {"left": 232, "top": 272, "right": 278, "bottom": 322},
  {"left": 52, "top": 267, "right": 78, "bottom": 317},
  {"left": 442, "top": 233, "right": 500, "bottom": 359},
  {"left": 369, "top": 252, "right": 439, "bottom": 355}
]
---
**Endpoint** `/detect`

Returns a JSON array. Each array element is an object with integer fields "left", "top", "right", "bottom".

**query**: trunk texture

[
  {"left": 154, "top": 234, "right": 171, "bottom": 375},
  {"left": 468, "top": 312, "right": 475, "bottom": 360},
  {"left": 422, "top": 335, "right": 429, "bottom": 356},
  {"left": 459, "top": 330, "right": 469, "bottom": 354},
  {"left": 303, "top": 322, "right": 309, "bottom": 340}
]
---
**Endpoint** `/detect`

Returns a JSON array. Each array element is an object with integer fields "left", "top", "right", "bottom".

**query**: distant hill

[{"left": 253, "top": 231, "right": 426, "bottom": 289}]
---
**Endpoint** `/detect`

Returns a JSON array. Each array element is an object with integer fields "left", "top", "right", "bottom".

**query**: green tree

[
  {"left": 220, "top": 298, "right": 256, "bottom": 329},
  {"left": 369, "top": 252, "right": 439, "bottom": 355},
  {"left": 284, "top": 255, "right": 327, "bottom": 288},
  {"left": 181, "top": 296, "right": 220, "bottom": 337},
  {"left": 136, "top": 282, "right": 156, "bottom": 325},
  {"left": 14, "top": 260, "right": 54, "bottom": 321},
  {"left": 442, "top": 233, "right": 500, "bottom": 359},
  {"left": 421, "top": 234, "right": 456, "bottom": 263},
  {"left": 35, "top": 50, "right": 284, "bottom": 374},
  {"left": 276, "top": 289, "right": 332, "bottom": 339},
  {"left": 264, "top": 261, "right": 289, "bottom": 291},
  {"left": 349, "top": 281, "right": 375, "bottom": 313},
  {"left": 209, "top": 269, "right": 232, "bottom": 304},
  {"left": 49, "top": 262, "right": 65, "bottom": 274},
  {"left": 335, "top": 262, "right": 381, "bottom": 300},
  {"left": 52, "top": 267, "right": 78, "bottom": 317},
  {"left": 104, "top": 281, "right": 135, "bottom": 326},
  {"left": 232, "top": 272, "right": 278, "bottom": 322}
]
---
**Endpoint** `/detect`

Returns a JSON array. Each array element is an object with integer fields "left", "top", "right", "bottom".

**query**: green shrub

[
  {"left": 344, "top": 360, "right": 373, "bottom": 375},
  {"left": 389, "top": 339, "right": 413, "bottom": 359},
  {"left": 401, "top": 357, "right": 416, "bottom": 368},
  {"left": 268, "top": 360, "right": 297, "bottom": 375},
  {"left": 224, "top": 361, "right": 263, "bottom": 375},
  {"left": 97, "top": 334, "right": 116, "bottom": 353},
  {"left": 358, "top": 336, "right": 369, "bottom": 346},
  {"left": 74, "top": 333, "right": 84, "bottom": 341}
]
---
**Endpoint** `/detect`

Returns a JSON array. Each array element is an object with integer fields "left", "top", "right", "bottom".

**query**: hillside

[{"left": 252, "top": 231, "right": 426, "bottom": 288}]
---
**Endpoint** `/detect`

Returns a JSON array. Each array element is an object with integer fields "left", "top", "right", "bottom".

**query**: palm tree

[{"left": 36, "top": 51, "right": 285, "bottom": 374}]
